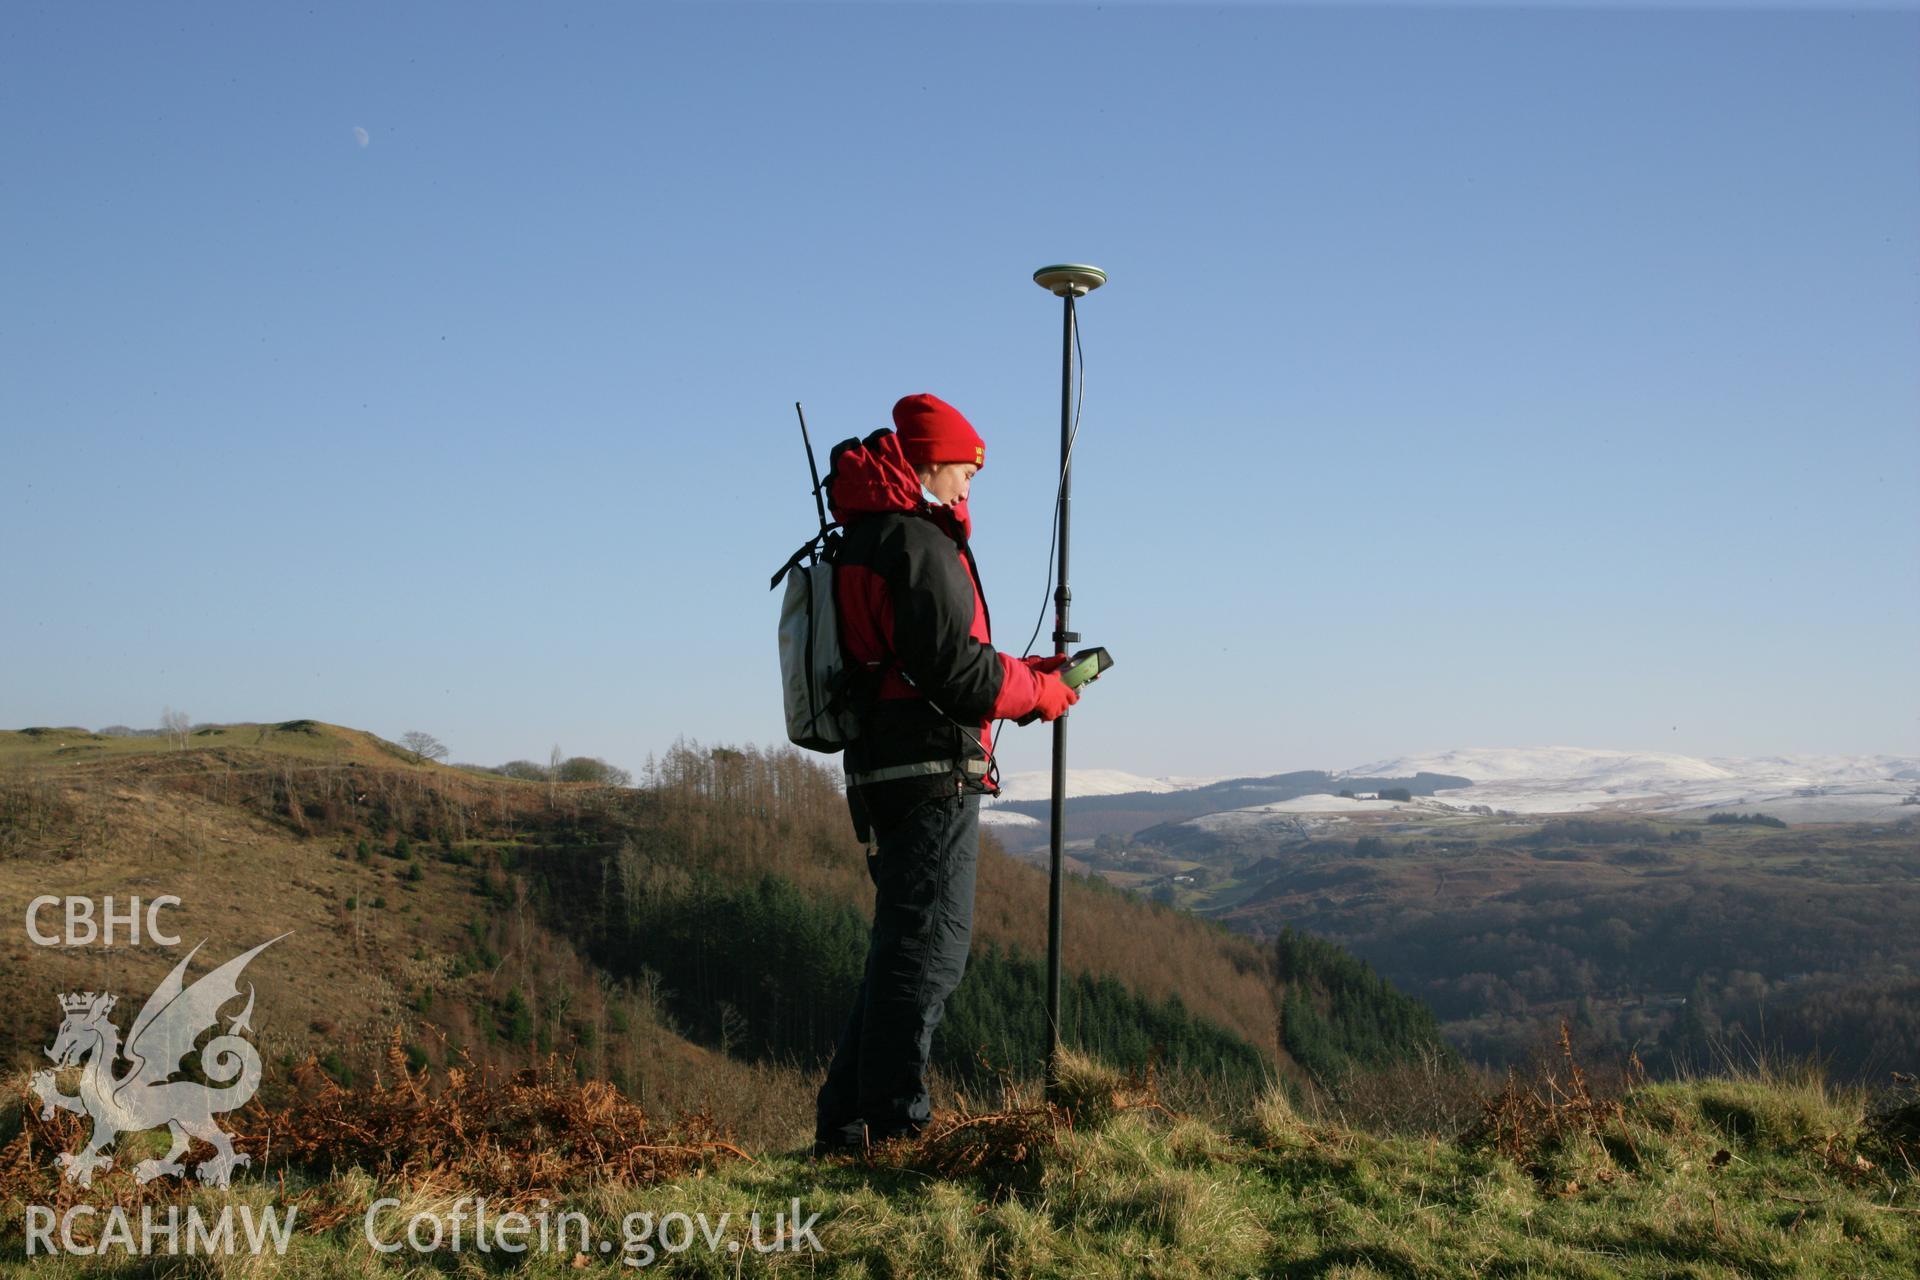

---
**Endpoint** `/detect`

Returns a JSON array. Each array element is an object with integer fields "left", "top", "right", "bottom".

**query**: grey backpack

[{"left": 771, "top": 528, "right": 861, "bottom": 752}]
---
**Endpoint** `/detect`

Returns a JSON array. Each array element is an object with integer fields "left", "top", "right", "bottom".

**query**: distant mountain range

[
  {"left": 984, "top": 748, "right": 1920, "bottom": 835},
  {"left": 1335, "top": 748, "right": 1920, "bottom": 823}
]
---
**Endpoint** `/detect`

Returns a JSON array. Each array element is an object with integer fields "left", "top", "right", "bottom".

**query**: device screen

[{"left": 1062, "top": 647, "right": 1113, "bottom": 690}]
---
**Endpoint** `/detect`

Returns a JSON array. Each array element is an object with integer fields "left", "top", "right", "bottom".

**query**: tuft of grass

[
  {"left": 1862, "top": 1071, "right": 1920, "bottom": 1176},
  {"left": 1248, "top": 1076, "right": 1308, "bottom": 1148},
  {"left": 1049, "top": 1045, "right": 1161, "bottom": 1130},
  {"left": 1690, "top": 1074, "right": 1857, "bottom": 1157}
]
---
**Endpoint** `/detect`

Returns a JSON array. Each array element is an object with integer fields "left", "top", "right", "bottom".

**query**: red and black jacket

[{"left": 825, "top": 429, "right": 1045, "bottom": 803}]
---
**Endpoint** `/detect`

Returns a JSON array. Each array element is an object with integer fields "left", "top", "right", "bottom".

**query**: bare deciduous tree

[
  {"left": 555, "top": 756, "right": 633, "bottom": 787},
  {"left": 160, "top": 707, "right": 190, "bottom": 750},
  {"left": 497, "top": 760, "right": 549, "bottom": 781},
  {"left": 401, "top": 731, "right": 449, "bottom": 765}
]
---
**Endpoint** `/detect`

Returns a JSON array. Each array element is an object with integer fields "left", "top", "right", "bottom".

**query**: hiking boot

[
  {"left": 811, "top": 1134, "right": 866, "bottom": 1161},
  {"left": 866, "top": 1124, "right": 926, "bottom": 1150}
]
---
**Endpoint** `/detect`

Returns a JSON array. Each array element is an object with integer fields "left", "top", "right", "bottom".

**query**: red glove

[
  {"left": 1020, "top": 673, "right": 1079, "bottom": 725},
  {"left": 1022, "top": 654, "right": 1071, "bottom": 675}
]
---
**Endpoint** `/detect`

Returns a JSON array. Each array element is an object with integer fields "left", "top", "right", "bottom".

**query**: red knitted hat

[{"left": 892, "top": 394, "right": 986, "bottom": 471}]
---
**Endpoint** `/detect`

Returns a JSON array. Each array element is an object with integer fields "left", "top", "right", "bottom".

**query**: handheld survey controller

[
  {"left": 1060, "top": 646, "right": 1113, "bottom": 690},
  {"left": 1015, "top": 647, "right": 1113, "bottom": 725}
]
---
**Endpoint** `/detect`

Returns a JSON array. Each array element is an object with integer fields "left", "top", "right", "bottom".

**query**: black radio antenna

[{"left": 795, "top": 402, "right": 830, "bottom": 538}]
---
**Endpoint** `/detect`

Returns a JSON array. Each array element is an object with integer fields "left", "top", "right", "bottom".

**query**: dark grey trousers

[{"left": 816, "top": 788, "right": 980, "bottom": 1146}]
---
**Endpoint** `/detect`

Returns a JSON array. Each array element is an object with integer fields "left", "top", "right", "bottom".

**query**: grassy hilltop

[
  {"left": 1, "top": 721, "right": 1914, "bottom": 1276},
  {"left": 2, "top": 1040, "right": 1915, "bottom": 1277}
]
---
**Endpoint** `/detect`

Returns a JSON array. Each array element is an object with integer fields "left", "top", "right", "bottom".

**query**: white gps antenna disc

[{"left": 1032, "top": 264, "right": 1107, "bottom": 298}]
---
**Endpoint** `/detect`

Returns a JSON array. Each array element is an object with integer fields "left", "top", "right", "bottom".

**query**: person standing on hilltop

[{"left": 812, "top": 393, "right": 1078, "bottom": 1157}]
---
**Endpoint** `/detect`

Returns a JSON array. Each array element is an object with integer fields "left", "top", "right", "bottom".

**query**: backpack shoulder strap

[{"left": 769, "top": 525, "right": 841, "bottom": 591}]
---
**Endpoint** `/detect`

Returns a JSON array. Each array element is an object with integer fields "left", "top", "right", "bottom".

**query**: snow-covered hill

[
  {"left": 1332, "top": 747, "right": 1920, "bottom": 823},
  {"left": 978, "top": 749, "right": 1920, "bottom": 829}
]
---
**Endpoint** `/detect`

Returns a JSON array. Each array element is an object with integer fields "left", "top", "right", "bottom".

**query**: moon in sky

[{"left": 352, "top": 126, "right": 370, "bottom": 148}]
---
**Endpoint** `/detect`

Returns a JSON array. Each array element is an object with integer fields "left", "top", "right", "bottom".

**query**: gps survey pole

[{"left": 1031, "top": 263, "right": 1106, "bottom": 1098}]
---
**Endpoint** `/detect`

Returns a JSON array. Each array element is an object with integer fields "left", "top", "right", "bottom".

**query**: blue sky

[{"left": 3, "top": 2, "right": 1914, "bottom": 781}]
